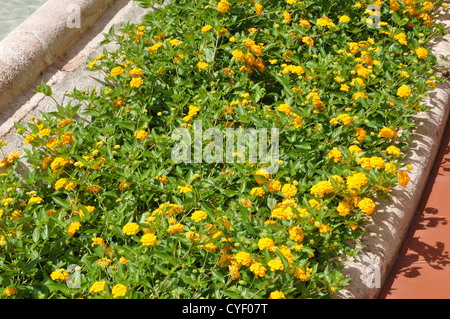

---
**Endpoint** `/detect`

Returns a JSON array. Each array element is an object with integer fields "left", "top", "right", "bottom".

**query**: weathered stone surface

[{"left": 0, "top": 0, "right": 116, "bottom": 113}]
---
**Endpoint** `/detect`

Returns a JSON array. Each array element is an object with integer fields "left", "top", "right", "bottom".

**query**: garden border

[
  {"left": 0, "top": 0, "right": 116, "bottom": 114},
  {"left": 0, "top": 0, "right": 449, "bottom": 299}
]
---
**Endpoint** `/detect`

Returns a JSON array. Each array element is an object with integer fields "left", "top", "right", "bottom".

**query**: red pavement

[{"left": 378, "top": 114, "right": 450, "bottom": 299}]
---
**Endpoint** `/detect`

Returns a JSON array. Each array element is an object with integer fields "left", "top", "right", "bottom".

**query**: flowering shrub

[{"left": 0, "top": 0, "right": 447, "bottom": 299}]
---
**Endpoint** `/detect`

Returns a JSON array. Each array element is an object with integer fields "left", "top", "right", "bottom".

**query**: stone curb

[{"left": 0, "top": 0, "right": 116, "bottom": 114}]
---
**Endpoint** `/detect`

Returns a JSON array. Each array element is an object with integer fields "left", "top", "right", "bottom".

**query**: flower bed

[{"left": 0, "top": 0, "right": 447, "bottom": 299}]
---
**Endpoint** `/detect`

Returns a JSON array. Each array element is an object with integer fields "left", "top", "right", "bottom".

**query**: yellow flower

[
  {"left": 277, "top": 103, "right": 292, "bottom": 115},
  {"left": 167, "top": 223, "right": 185, "bottom": 234},
  {"left": 202, "top": 243, "right": 218, "bottom": 252},
  {"left": 129, "top": 67, "right": 143, "bottom": 77},
  {"left": 283, "top": 11, "right": 291, "bottom": 23},
  {"left": 269, "top": 290, "right": 286, "bottom": 299},
  {"left": 67, "top": 222, "right": 81, "bottom": 237},
  {"left": 258, "top": 237, "right": 275, "bottom": 250},
  {"left": 178, "top": 184, "right": 192, "bottom": 194},
  {"left": 379, "top": 127, "right": 397, "bottom": 139},
  {"left": 140, "top": 233, "right": 157, "bottom": 246},
  {"left": 327, "top": 147, "right": 342, "bottom": 163},
  {"left": 254, "top": 168, "right": 270, "bottom": 184},
  {"left": 397, "top": 85, "right": 411, "bottom": 98},
  {"left": 267, "top": 179, "right": 282, "bottom": 193},
  {"left": 191, "top": 210, "right": 208, "bottom": 222},
  {"left": 415, "top": 47, "right": 428, "bottom": 59},
  {"left": 89, "top": 281, "right": 106, "bottom": 293},
  {"left": 123, "top": 222, "right": 139, "bottom": 235},
  {"left": 228, "top": 261, "right": 240, "bottom": 280},
  {"left": 394, "top": 33, "right": 407, "bottom": 45},
  {"left": 130, "top": 77, "right": 144, "bottom": 88},
  {"left": 249, "top": 262, "right": 266, "bottom": 278},
  {"left": 386, "top": 145, "right": 401, "bottom": 158},
  {"left": 201, "top": 25, "right": 213, "bottom": 33},
  {"left": 185, "top": 231, "right": 201, "bottom": 242},
  {"left": 24, "top": 134, "right": 37, "bottom": 145},
  {"left": 318, "top": 223, "right": 331, "bottom": 234},
  {"left": 39, "top": 128, "right": 51, "bottom": 138},
  {"left": 255, "top": 3, "right": 263, "bottom": 16},
  {"left": 397, "top": 170, "right": 410, "bottom": 187},
  {"left": 385, "top": 161, "right": 397, "bottom": 174},
  {"left": 110, "top": 67, "right": 125, "bottom": 77},
  {"left": 310, "top": 181, "right": 334, "bottom": 198},
  {"left": 46, "top": 137, "right": 59, "bottom": 150},
  {"left": 91, "top": 237, "right": 105, "bottom": 247},
  {"left": 339, "top": 15, "right": 350, "bottom": 23},
  {"left": 346, "top": 172, "right": 368, "bottom": 191},
  {"left": 147, "top": 42, "right": 163, "bottom": 53},
  {"left": 28, "top": 196, "right": 43, "bottom": 205},
  {"left": 112, "top": 284, "right": 127, "bottom": 298},
  {"left": 289, "top": 227, "right": 304, "bottom": 243},
  {"left": 59, "top": 118, "right": 73, "bottom": 128},
  {"left": 358, "top": 198, "right": 375, "bottom": 215},
  {"left": 217, "top": 0, "right": 229, "bottom": 13},
  {"left": 119, "top": 257, "right": 128, "bottom": 265},
  {"left": 295, "top": 267, "right": 312, "bottom": 281},
  {"left": 97, "top": 257, "right": 112, "bottom": 268},
  {"left": 168, "top": 39, "right": 182, "bottom": 47},
  {"left": 348, "top": 42, "right": 359, "bottom": 54},
  {"left": 196, "top": 62, "right": 208, "bottom": 70},
  {"left": 232, "top": 49, "right": 244, "bottom": 62},
  {"left": 337, "top": 201, "right": 351, "bottom": 217},
  {"left": 235, "top": 251, "right": 253, "bottom": 266},
  {"left": 337, "top": 114, "right": 351, "bottom": 126},
  {"left": 355, "top": 128, "right": 366, "bottom": 142},
  {"left": 50, "top": 269, "right": 69, "bottom": 282},
  {"left": 119, "top": 181, "right": 132, "bottom": 191},
  {"left": 134, "top": 129, "right": 148, "bottom": 141},
  {"left": 61, "top": 132, "right": 74, "bottom": 145},
  {"left": 281, "top": 183, "right": 297, "bottom": 198},
  {"left": 250, "top": 186, "right": 265, "bottom": 197},
  {"left": 3, "top": 287, "right": 18, "bottom": 297},
  {"left": 299, "top": 19, "right": 311, "bottom": 29},
  {"left": 267, "top": 259, "right": 284, "bottom": 271}
]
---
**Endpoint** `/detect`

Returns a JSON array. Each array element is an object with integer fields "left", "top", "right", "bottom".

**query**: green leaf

[
  {"left": 276, "top": 248, "right": 290, "bottom": 270},
  {"left": 32, "top": 227, "right": 40, "bottom": 243},
  {"left": 51, "top": 196, "right": 72, "bottom": 210},
  {"left": 211, "top": 269, "right": 225, "bottom": 284},
  {"left": 155, "top": 264, "right": 171, "bottom": 276}
]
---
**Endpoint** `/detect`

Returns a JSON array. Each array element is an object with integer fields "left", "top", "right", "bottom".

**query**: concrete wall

[{"left": 0, "top": 0, "right": 116, "bottom": 113}]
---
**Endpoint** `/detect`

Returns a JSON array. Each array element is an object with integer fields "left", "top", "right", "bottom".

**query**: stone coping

[
  {"left": 0, "top": 0, "right": 116, "bottom": 113},
  {"left": 0, "top": 0, "right": 449, "bottom": 299}
]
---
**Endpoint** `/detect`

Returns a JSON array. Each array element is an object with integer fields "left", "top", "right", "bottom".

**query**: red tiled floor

[
  {"left": 436, "top": 145, "right": 450, "bottom": 178},
  {"left": 379, "top": 114, "right": 450, "bottom": 299},
  {"left": 435, "top": 121, "right": 450, "bottom": 177},
  {"left": 378, "top": 257, "right": 450, "bottom": 299},
  {"left": 398, "top": 212, "right": 450, "bottom": 265},
  {"left": 417, "top": 176, "right": 450, "bottom": 217}
]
